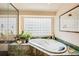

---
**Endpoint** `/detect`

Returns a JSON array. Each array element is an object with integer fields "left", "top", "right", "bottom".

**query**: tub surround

[
  {"left": 28, "top": 39, "right": 79, "bottom": 55},
  {"left": 55, "top": 37, "right": 79, "bottom": 51},
  {"left": 29, "top": 39, "right": 67, "bottom": 54},
  {"left": 29, "top": 42, "right": 71, "bottom": 56},
  {"left": 29, "top": 40, "right": 68, "bottom": 56}
]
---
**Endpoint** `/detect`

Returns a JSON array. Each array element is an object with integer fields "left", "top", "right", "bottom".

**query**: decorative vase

[{"left": 16, "top": 40, "right": 22, "bottom": 44}]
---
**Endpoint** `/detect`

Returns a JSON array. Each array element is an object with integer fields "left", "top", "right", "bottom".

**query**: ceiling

[
  {"left": 0, "top": 3, "right": 78, "bottom": 13},
  {"left": 0, "top": 3, "right": 16, "bottom": 11},
  {"left": 13, "top": 3, "right": 75, "bottom": 12}
]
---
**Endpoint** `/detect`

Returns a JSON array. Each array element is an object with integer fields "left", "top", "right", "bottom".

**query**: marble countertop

[{"left": 8, "top": 42, "right": 29, "bottom": 45}]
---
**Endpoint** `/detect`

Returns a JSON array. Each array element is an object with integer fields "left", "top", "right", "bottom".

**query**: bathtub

[{"left": 29, "top": 39, "right": 67, "bottom": 54}]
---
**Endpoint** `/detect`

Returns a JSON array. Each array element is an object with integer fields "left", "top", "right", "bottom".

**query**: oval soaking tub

[{"left": 29, "top": 39, "right": 67, "bottom": 54}]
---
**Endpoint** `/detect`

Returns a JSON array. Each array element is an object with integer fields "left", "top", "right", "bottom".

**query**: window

[
  {"left": 0, "top": 17, "right": 17, "bottom": 35},
  {"left": 24, "top": 17, "right": 52, "bottom": 37}
]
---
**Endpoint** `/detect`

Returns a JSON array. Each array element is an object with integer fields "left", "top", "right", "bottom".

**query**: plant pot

[
  {"left": 21, "top": 40, "right": 25, "bottom": 43},
  {"left": 26, "top": 40, "right": 28, "bottom": 43}
]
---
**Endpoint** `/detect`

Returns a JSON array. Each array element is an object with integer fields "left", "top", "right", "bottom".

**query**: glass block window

[
  {"left": 0, "top": 18, "right": 17, "bottom": 35},
  {"left": 24, "top": 17, "right": 52, "bottom": 37}
]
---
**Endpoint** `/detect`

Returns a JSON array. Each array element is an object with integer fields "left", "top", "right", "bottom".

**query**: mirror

[
  {"left": 0, "top": 3, "right": 19, "bottom": 41},
  {"left": 59, "top": 5, "right": 79, "bottom": 33}
]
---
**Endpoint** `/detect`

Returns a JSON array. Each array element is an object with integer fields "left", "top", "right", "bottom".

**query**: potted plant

[{"left": 19, "top": 31, "right": 32, "bottom": 43}]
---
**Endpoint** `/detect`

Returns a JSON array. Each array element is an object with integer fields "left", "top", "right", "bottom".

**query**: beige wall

[
  {"left": 54, "top": 4, "right": 79, "bottom": 46},
  {"left": 19, "top": 11, "right": 56, "bottom": 16},
  {"left": 19, "top": 11, "right": 56, "bottom": 34}
]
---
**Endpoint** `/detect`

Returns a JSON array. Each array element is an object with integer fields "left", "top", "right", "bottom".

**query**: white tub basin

[{"left": 29, "top": 39, "right": 67, "bottom": 54}]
